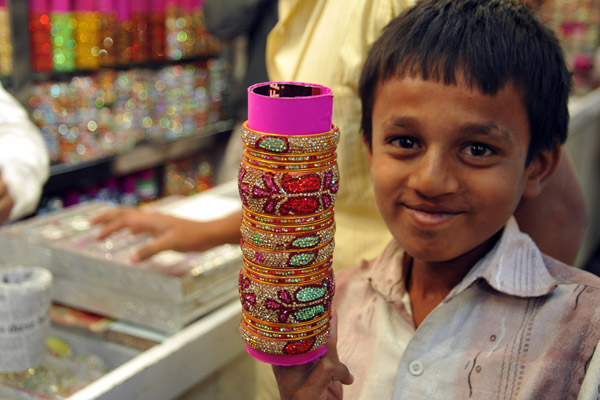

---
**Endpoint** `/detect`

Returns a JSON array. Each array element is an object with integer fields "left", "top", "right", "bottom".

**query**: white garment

[{"left": 0, "top": 84, "right": 49, "bottom": 220}]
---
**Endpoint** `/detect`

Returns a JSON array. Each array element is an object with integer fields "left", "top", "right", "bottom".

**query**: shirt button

[{"left": 408, "top": 360, "right": 424, "bottom": 376}]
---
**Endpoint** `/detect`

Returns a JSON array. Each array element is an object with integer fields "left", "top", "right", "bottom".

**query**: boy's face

[{"left": 367, "top": 76, "right": 555, "bottom": 263}]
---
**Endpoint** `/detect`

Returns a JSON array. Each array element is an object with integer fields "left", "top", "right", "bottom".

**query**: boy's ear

[{"left": 522, "top": 144, "right": 561, "bottom": 199}]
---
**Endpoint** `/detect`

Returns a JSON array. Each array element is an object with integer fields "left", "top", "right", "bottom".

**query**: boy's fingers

[{"left": 308, "top": 356, "right": 354, "bottom": 386}]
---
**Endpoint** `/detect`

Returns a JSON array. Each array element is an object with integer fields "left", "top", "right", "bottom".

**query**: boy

[{"left": 272, "top": 0, "right": 600, "bottom": 398}]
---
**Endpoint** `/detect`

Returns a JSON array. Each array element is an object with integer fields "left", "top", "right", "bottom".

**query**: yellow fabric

[
  {"left": 256, "top": 2, "right": 413, "bottom": 399},
  {"left": 266, "top": 0, "right": 414, "bottom": 272}
]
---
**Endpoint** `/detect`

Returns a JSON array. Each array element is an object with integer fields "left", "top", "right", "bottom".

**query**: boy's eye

[
  {"left": 390, "top": 136, "right": 418, "bottom": 149},
  {"left": 464, "top": 143, "right": 494, "bottom": 157}
]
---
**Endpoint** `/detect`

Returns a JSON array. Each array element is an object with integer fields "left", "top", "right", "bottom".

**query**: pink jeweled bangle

[
  {"left": 238, "top": 162, "right": 339, "bottom": 217},
  {"left": 239, "top": 270, "right": 334, "bottom": 325}
]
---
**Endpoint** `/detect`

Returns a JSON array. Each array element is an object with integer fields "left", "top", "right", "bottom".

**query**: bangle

[
  {"left": 244, "top": 147, "right": 336, "bottom": 163},
  {"left": 241, "top": 121, "right": 340, "bottom": 155},
  {"left": 242, "top": 212, "right": 334, "bottom": 234},
  {"left": 239, "top": 271, "right": 334, "bottom": 324},
  {"left": 242, "top": 257, "right": 333, "bottom": 286},
  {"left": 238, "top": 162, "right": 339, "bottom": 216},
  {"left": 240, "top": 236, "right": 335, "bottom": 269},
  {"left": 242, "top": 204, "right": 334, "bottom": 226},
  {"left": 242, "top": 150, "right": 338, "bottom": 171},
  {"left": 240, "top": 219, "right": 335, "bottom": 251},
  {"left": 241, "top": 312, "right": 330, "bottom": 339}
]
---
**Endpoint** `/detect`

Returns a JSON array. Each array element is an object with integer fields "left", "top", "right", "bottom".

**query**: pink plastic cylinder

[{"left": 247, "top": 82, "right": 333, "bottom": 135}]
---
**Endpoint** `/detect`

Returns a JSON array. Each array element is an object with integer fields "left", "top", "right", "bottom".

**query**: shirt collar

[
  {"left": 448, "top": 217, "right": 558, "bottom": 299},
  {"left": 367, "top": 217, "right": 558, "bottom": 305}
]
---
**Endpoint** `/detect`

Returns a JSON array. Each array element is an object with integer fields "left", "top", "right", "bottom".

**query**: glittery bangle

[
  {"left": 243, "top": 255, "right": 333, "bottom": 275},
  {"left": 244, "top": 147, "right": 336, "bottom": 163},
  {"left": 242, "top": 205, "right": 334, "bottom": 226},
  {"left": 241, "top": 312, "right": 330, "bottom": 340},
  {"left": 238, "top": 162, "right": 339, "bottom": 216},
  {"left": 242, "top": 151, "right": 338, "bottom": 171},
  {"left": 240, "top": 219, "right": 336, "bottom": 251},
  {"left": 242, "top": 212, "right": 334, "bottom": 235},
  {"left": 240, "top": 322, "right": 330, "bottom": 356},
  {"left": 239, "top": 271, "right": 334, "bottom": 325},
  {"left": 242, "top": 259, "right": 333, "bottom": 286},
  {"left": 241, "top": 121, "right": 340, "bottom": 155},
  {"left": 240, "top": 237, "right": 335, "bottom": 269},
  {"left": 242, "top": 308, "right": 331, "bottom": 333}
]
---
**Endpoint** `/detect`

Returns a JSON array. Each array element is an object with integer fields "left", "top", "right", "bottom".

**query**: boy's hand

[
  {"left": 272, "top": 313, "right": 353, "bottom": 400},
  {"left": 0, "top": 177, "right": 14, "bottom": 223}
]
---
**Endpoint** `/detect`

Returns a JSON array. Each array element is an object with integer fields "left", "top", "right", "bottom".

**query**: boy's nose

[{"left": 407, "top": 150, "right": 459, "bottom": 198}]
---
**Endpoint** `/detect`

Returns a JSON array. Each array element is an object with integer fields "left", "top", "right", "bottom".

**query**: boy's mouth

[{"left": 403, "top": 204, "right": 463, "bottom": 226}]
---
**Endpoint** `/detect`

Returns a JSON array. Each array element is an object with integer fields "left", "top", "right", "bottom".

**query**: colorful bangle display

[{"left": 238, "top": 87, "right": 338, "bottom": 361}]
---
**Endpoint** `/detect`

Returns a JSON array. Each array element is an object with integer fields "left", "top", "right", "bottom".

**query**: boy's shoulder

[{"left": 543, "top": 253, "right": 600, "bottom": 292}]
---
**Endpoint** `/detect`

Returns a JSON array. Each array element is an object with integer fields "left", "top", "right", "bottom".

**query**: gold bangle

[
  {"left": 242, "top": 254, "right": 333, "bottom": 273},
  {"left": 242, "top": 204, "right": 334, "bottom": 226},
  {"left": 241, "top": 121, "right": 340, "bottom": 155},
  {"left": 242, "top": 309, "right": 330, "bottom": 331},
  {"left": 240, "top": 221, "right": 335, "bottom": 251},
  {"left": 242, "top": 152, "right": 337, "bottom": 171}
]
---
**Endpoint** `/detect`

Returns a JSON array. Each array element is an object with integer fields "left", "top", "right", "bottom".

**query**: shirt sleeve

[
  {"left": 578, "top": 339, "right": 600, "bottom": 400},
  {"left": 0, "top": 84, "right": 49, "bottom": 220}
]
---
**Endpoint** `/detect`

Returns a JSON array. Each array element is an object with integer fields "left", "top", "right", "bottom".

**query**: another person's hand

[
  {"left": 91, "top": 207, "right": 242, "bottom": 262},
  {"left": 0, "top": 176, "right": 15, "bottom": 223},
  {"left": 272, "top": 313, "right": 353, "bottom": 400}
]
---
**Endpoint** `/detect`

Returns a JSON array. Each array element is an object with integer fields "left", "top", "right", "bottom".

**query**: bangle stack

[{"left": 238, "top": 121, "right": 339, "bottom": 358}]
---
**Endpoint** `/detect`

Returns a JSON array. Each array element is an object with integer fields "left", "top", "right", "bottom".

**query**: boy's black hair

[{"left": 359, "top": 0, "right": 571, "bottom": 164}]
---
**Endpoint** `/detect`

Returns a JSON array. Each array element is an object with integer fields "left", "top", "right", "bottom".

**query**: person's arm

[
  {"left": 203, "top": 0, "right": 274, "bottom": 39},
  {"left": 272, "top": 313, "right": 354, "bottom": 400},
  {"left": 0, "top": 84, "right": 49, "bottom": 222},
  {"left": 514, "top": 147, "right": 587, "bottom": 265},
  {"left": 0, "top": 176, "right": 15, "bottom": 223},
  {"left": 92, "top": 208, "right": 242, "bottom": 262}
]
